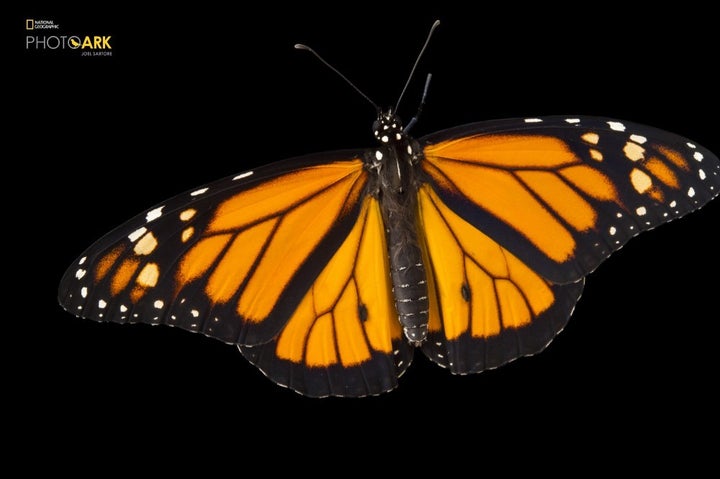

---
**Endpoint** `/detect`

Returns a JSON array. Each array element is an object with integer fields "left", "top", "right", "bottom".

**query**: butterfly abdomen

[{"left": 387, "top": 227, "right": 429, "bottom": 347}]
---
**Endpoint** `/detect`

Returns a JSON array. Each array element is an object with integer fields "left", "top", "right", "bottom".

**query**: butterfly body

[{"left": 368, "top": 110, "right": 429, "bottom": 345}]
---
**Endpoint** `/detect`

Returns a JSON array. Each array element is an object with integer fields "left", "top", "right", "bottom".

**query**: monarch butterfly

[{"left": 58, "top": 21, "right": 719, "bottom": 397}]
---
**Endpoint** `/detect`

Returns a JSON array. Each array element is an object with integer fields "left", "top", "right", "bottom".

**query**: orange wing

[
  {"left": 417, "top": 185, "right": 584, "bottom": 373},
  {"left": 58, "top": 154, "right": 371, "bottom": 347},
  {"left": 417, "top": 116, "right": 719, "bottom": 372},
  {"left": 240, "top": 196, "right": 412, "bottom": 397},
  {"left": 421, "top": 116, "right": 720, "bottom": 283}
]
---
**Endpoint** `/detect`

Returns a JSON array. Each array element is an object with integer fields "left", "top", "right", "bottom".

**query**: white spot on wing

[
  {"left": 191, "top": 309, "right": 200, "bottom": 318},
  {"left": 381, "top": 135, "right": 389, "bottom": 143},
  {"left": 128, "top": 227, "right": 147, "bottom": 242},
  {"left": 375, "top": 150, "right": 383, "bottom": 161},
  {"left": 98, "top": 299, "right": 107, "bottom": 309},
  {"left": 699, "top": 169, "right": 706, "bottom": 180},
  {"left": 669, "top": 200, "right": 677, "bottom": 208},
  {"left": 607, "top": 121, "right": 626, "bottom": 132},
  {"left": 190, "top": 187, "right": 209, "bottom": 196},
  {"left": 75, "top": 269, "right": 86, "bottom": 280},
  {"left": 233, "top": 171, "right": 254, "bottom": 181},
  {"left": 81, "top": 287, "right": 88, "bottom": 298},
  {"left": 688, "top": 187, "right": 696, "bottom": 198},
  {"left": 120, "top": 304, "right": 128, "bottom": 312},
  {"left": 154, "top": 300, "right": 164, "bottom": 309},
  {"left": 146, "top": 206, "right": 164, "bottom": 223},
  {"left": 694, "top": 152, "right": 704, "bottom": 162},
  {"left": 636, "top": 206, "right": 647, "bottom": 216},
  {"left": 609, "top": 226, "right": 617, "bottom": 236},
  {"left": 78, "top": 256, "right": 87, "bottom": 265},
  {"left": 687, "top": 142, "right": 696, "bottom": 149},
  {"left": 630, "top": 134, "right": 647, "bottom": 144},
  {"left": 565, "top": 118, "right": 581, "bottom": 124},
  {"left": 524, "top": 118, "right": 542, "bottom": 123}
]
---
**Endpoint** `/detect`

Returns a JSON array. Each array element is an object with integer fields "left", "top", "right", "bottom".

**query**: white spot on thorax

[
  {"left": 190, "top": 187, "right": 209, "bottom": 196},
  {"left": 146, "top": 206, "right": 164, "bottom": 223}
]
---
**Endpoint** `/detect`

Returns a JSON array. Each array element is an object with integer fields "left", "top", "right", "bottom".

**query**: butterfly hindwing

[
  {"left": 417, "top": 184, "right": 585, "bottom": 373},
  {"left": 421, "top": 116, "right": 720, "bottom": 284},
  {"left": 58, "top": 151, "right": 371, "bottom": 346},
  {"left": 240, "top": 196, "right": 413, "bottom": 397}
]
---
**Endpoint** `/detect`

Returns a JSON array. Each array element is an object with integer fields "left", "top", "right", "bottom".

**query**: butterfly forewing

[
  {"left": 58, "top": 151, "right": 369, "bottom": 346},
  {"left": 420, "top": 116, "right": 720, "bottom": 284}
]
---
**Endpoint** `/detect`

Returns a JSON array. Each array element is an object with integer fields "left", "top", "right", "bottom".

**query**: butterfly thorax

[{"left": 367, "top": 110, "right": 429, "bottom": 347}]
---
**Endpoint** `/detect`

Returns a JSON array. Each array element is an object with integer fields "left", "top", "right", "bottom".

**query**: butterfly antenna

[
  {"left": 394, "top": 19, "right": 440, "bottom": 114},
  {"left": 295, "top": 43, "right": 379, "bottom": 112}
]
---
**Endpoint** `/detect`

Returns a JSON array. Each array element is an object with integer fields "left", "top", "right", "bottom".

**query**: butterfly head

[{"left": 372, "top": 110, "right": 406, "bottom": 145}]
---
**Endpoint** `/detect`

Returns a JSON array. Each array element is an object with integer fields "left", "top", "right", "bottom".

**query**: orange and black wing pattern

[
  {"left": 58, "top": 151, "right": 411, "bottom": 397},
  {"left": 417, "top": 116, "right": 719, "bottom": 373}
]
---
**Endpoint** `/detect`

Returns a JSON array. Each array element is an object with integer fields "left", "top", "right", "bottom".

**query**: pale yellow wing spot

[{"left": 133, "top": 231, "right": 158, "bottom": 255}]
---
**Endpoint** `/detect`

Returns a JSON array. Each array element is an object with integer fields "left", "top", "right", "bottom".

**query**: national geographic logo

[{"left": 25, "top": 18, "right": 113, "bottom": 56}]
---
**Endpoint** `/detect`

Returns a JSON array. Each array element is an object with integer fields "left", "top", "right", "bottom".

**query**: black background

[{"left": 14, "top": 3, "right": 718, "bottom": 468}]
